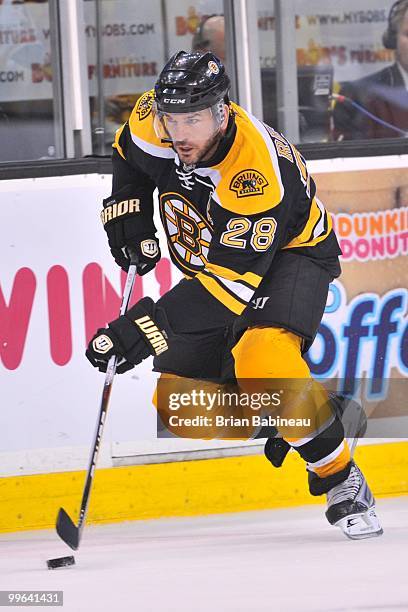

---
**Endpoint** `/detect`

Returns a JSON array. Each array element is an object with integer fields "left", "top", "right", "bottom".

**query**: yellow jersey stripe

[
  {"left": 205, "top": 262, "right": 262, "bottom": 289},
  {"left": 291, "top": 145, "right": 308, "bottom": 183},
  {"left": 283, "top": 198, "right": 332, "bottom": 249},
  {"left": 196, "top": 273, "right": 246, "bottom": 315},
  {"left": 208, "top": 273, "right": 255, "bottom": 303},
  {"left": 113, "top": 124, "right": 126, "bottom": 160}
]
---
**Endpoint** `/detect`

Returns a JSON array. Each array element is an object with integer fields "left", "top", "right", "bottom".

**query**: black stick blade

[{"left": 56, "top": 507, "right": 80, "bottom": 550}]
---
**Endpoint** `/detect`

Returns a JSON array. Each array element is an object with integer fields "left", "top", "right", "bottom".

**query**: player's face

[
  {"left": 396, "top": 10, "right": 408, "bottom": 71},
  {"left": 163, "top": 107, "right": 227, "bottom": 164}
]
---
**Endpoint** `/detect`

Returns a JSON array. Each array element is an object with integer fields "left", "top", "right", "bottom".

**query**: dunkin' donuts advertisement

[{"left": 307, "top": 167, "right": 408, "bottom": 435}]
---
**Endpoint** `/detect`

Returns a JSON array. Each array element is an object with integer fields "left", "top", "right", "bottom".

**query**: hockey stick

[{"left": 56, "top": 255, "right": 138, "bottom": 550}]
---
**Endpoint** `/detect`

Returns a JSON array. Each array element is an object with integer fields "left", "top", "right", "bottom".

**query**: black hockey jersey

[{"left": 110, "top": 90, "right": 341, "bottom": 316}]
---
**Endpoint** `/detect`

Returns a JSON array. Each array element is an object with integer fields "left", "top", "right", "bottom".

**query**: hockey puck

[{"left": 46, "top": 555, "right": 75, "bottom": 570}]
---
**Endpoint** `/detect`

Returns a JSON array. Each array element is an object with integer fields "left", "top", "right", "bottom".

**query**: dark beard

[
  {"left": 176, "top": 127, "right": 223, "bottom": 165},
  {"left": 198, "top": 128, "right": 224, "bottom": 162}
]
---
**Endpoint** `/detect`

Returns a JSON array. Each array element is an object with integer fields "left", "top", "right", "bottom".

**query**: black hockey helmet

[{"left": 154, "top": 50, "right": 230, "bottom": 114}]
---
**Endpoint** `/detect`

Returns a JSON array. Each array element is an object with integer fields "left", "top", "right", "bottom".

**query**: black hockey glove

[
  {"left": 101, "top": 186, "right": 160, "bottom": 275},
  {"left": 86, "top": 297, "right": 171, "bottom": 374}
]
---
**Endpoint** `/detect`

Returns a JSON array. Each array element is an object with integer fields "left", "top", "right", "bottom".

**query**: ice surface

[{"left": 0, "top": 497, "right": 407, "bottom": 612}]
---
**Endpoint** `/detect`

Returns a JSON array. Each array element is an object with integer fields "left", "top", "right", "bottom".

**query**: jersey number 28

[{"left": 220, "top": 217, "right": 277, "bottom": 252}]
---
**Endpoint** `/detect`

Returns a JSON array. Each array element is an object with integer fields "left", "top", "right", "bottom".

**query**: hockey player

[{"left": 86, "top": 51, "right": 382, "bottom": 540}]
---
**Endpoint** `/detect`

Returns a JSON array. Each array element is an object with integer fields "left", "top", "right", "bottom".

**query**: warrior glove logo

[
  {"left": 101, "top": 198, "right": 140, "bottom": 226},
  {"left": 230, "top": 169, "right": 269, "bottom": 198},
  {"left": 134, "top": 315, "right": 168, "bottom": 355},
  {"left": 93, "top": 334, "right": 114, "bottom": 354},
  {"left": 141, "top": 239, "right": 159, "bottom": 258}
]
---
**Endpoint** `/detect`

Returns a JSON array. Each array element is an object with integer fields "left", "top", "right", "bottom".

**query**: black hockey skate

[{"left": 325, "top": 461, "right": 383, "bottom": 540}]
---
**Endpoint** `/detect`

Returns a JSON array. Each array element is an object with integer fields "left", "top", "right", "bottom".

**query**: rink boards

[{"left": 0, "top": 440, "right": 407, "bottom": 533}]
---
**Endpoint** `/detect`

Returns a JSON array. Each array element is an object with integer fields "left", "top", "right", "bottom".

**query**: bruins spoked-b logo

[
  {"left": 92, "top": 334, "right": 113, "bottom": 354},
  {"left": 159, "top": 193, "right": 213, "bottom": 275},
  {"left": 208, "top": 60, "right": 219, "bottom": 74},
  {"left": 230, "top": 169, "right": 269, "bottom": 198},
  {"left": 135, "top": 89, "right": 154, "bottom": 121}
]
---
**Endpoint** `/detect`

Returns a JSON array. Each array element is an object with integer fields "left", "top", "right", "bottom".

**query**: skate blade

[{"left": 335, "top": 507, "right": 383, "bottom": 540}]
